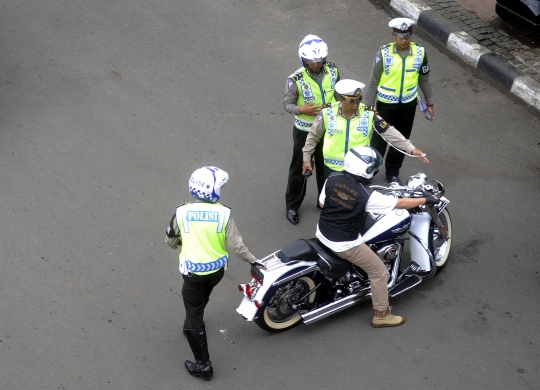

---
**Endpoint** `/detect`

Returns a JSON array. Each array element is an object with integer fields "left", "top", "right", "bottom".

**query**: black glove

[{"left": 424, "top": 194, "right": 439, "bottom": 205}]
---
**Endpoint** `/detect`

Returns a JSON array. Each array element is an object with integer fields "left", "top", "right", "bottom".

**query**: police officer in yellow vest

[
  {"left": 165, "top": 166, "right": 257, "bottom": 380},
  {"left": 302, "top": 79, "right": 429, "bottom": 178},
  {"left": 364, "top": 18, "right": 434, "bottom": 185},
  {"left": 283, "top": 34, "right": 340, "bottom": 225}
]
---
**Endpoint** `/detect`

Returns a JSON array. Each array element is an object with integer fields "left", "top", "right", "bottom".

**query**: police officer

[
  {"left": 165, "top": 166, "right": 257, "bottom": 380},
  {"left": 302, "top": 79, "right": 429, "bottom": 178},
  {"left": 283, "top": 34, "right": 340, "bottom": 225},
  {"left": 315, "top": 146, "right": 439, "bottom": 327},
  {"left": 364, "top": 18, "right": 435, "bottom": 185}
]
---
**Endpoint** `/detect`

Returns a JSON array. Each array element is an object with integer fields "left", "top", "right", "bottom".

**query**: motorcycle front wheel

[
  {"left": 254, "top": 276, "right": 316, "bottom": 333},
  {"left": 433, "top": 208, "right": 452, "bottom": 271}
]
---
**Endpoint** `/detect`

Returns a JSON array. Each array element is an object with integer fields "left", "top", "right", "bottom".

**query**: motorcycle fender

[
  {"left": 409, "top": 212, "right": 432, "bottom": 271},
  {"left": 235, "top": 260, "right": 316, "bottom": 321},
  {"left": 236, "top": 296, "right": 259, "bottom": 321}
]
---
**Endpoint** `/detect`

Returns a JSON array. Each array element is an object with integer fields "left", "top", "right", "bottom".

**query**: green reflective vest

[
  {"left": 377, "top": 42, "right": 425, "bottom": 104},
  {"left": 177, "top": 202, "right": 231, "bottom": 275},
  {"left": 322, "top": 102, "right": 374, "bottom": 171},
  {"left": 289, "top": 63, "right": 339, "bottom": 131}
]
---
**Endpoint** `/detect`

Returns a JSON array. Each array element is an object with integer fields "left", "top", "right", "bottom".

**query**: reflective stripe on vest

[
  {"left": 377, "top": 42, "right": 424, "bottom": 104},
  {"left": 322, "top": 103, "right": 373, "bottom": 171},
  {"left": 177, "top": 202, "right": 231, "bottom": 275},
  {"left": 291, "top": 64, "right": 338, "bottom": 131}
]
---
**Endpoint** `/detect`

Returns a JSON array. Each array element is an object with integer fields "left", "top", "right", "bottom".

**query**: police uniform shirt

[
  {"left": 363, "top": 45, "right": 434, "bottom": 107},
  {"left": 283, "top": 67, "right": 331, "bottom": 115},
  {"left": 315, "top": 185, "right": 398, "bottom": 252},
  {"left": 301, "top": 104, "right": 417, "bottom": 162}
]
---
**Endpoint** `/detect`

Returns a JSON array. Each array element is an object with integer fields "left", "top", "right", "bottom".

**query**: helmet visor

[
  {"left": 303, "top": 57, "right": 324, "bottom": 64},
  {"left": 350, "top": 148, "right": 384, "bottom": 170}
]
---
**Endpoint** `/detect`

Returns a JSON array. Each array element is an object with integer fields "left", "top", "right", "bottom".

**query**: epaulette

[
  {"left": 290, "top": 73, "right": 303, "bottom": 82},
  {"left": 326, "top": 62, "right": 337, "bottom": 68},
  {"left": 379, "top": 43, "right": 391, "bottom": 50},
  {"left": 364, "top": 106, "right": 376, "bottom": 111}
]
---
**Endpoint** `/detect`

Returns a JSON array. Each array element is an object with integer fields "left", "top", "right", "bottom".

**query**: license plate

[
  {"left": 250, "top": 264, "right": 264, "bottom": 283},
  {"left": 436, "top": 197, "right": 450, "bottom": 214}
]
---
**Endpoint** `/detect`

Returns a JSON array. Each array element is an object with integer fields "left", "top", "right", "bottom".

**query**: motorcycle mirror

[{"left": 434, "top": 180, "right": 445, "bottom": 196}]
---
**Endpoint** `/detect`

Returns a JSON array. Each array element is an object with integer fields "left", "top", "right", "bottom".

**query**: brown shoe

[{"left": 371, "top": 306, "right": 405, "bottom": 328}]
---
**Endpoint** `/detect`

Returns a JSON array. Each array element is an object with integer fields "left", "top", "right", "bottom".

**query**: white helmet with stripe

[{"left": 189, "top": 166, "right": 228, "bottom": 202}]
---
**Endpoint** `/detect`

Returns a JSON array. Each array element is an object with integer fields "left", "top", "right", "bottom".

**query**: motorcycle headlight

[{"left": 407, "top": 173, "right": 428, "bottom": 190}]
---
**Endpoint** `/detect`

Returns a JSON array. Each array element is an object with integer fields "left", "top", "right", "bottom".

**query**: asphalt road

[{"left": 1, "top": 0, "right": 539, "bottom": 389}]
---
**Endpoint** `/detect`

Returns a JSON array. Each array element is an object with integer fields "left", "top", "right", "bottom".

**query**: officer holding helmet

[
  {"left": 165, "top": 166, "right": 257, "bottom": 380},
  {"left": 364, "top": 18, "right": 435, "bottom": 185},
  {"left": 302, "top": 79, "right": 429, "bottom": 179},
  {"left": 315, "top": 146, "right": 439, "bottom": 327},
  {"left": 283, "top": 34, "right": 340, "bottom": 225}
]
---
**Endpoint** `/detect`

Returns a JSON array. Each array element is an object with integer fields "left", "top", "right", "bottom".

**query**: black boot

[{"left": 184, "top": 328, "right": 213, "bottom": 379}]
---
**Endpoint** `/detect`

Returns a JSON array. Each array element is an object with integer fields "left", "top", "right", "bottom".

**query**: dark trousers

[
  {"left": 182, "top": 268, "right": 224, "bottom": 330},
  {"left": 370, "top": 99, "right": 418, "bottom": 177},
  {"left": 285, "top": 126, "right": 325, "bottom": 211}
]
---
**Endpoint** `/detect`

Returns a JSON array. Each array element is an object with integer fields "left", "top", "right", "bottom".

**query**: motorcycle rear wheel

[
  {"left": 254, "top": 276, "right": 316, "bottom": 333},
  {"left": 433, "top": 208, "right": 452, "bottom": 271}
]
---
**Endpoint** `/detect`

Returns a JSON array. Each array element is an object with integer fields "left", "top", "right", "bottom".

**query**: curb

[{"left": 380, "top": 0, "right": 540, "bottom": 111}]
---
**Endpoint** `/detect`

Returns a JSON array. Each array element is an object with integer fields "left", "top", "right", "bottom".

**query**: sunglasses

[
  {"left": 342, "top": 95, "right": 362, "bottom": 104},
  {"left": 394, "top": 31, "right": 412, "bottom": 39}
]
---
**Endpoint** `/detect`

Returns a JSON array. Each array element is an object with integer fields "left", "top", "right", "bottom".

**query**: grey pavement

[
  {"left": 1, "top": 0, "right": 540, "bottom": 389},
  {"left": 379, "top": 0, "right": 540, "bottom": 111}
]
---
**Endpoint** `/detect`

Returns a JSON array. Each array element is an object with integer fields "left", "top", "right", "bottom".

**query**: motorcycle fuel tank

[{"left": 363, "top": 209, "right": 411, "bottom": 244}]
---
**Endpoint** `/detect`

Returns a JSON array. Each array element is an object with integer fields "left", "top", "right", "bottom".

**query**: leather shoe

[
  {"left": 185, "top": 360, "right": 213, "bottom": 379},
  {"left": 286, "top": 209, "right": 299, "bottom": 225},
  {"left": 386, "top": 175, "right": 403, "bottom": 185}
]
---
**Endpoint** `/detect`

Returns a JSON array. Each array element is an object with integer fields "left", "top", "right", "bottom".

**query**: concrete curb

[{"left": 380, "top": 0, "right": 540, "bottom": 112}]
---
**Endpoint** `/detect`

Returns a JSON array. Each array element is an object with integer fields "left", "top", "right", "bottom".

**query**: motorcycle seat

[
  {"left": 307, "top": 238, "right": 350, "bottom": 279},
  {"left": 277, "top": 239, "right": 320, "bottom": 263}
]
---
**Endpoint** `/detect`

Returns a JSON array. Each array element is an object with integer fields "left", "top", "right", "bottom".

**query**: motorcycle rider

[
  {"left": 165, "top": 166, "right": 257, "bottom": 379},
  {"left": 302, "top": 79, "right": 428, "bottom": 181},
  {"left": 316, "top": 146, "right": 438, "bottom": 327},
  {"left": 284, "top": 34, "right": 340, "bottom": 225}
]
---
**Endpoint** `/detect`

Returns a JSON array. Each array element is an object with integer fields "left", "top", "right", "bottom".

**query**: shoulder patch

[{"left": 373, "top": 114, "right": 390, "bottom": 134}]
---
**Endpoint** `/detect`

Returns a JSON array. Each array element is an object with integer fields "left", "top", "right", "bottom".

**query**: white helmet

[
  {"left": 298, "top": 35, "right": 328, "bottom": 66},
  {"left": 189, "top": 166, "right": 229, "bottom": 202},
  {"left": 344, "top": 147, "right": 384, "bottom": 180}
]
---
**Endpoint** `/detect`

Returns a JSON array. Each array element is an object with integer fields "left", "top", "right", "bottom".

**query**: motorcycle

[{"left": 236, "top": 173, "right": 452, "bottom": 332}]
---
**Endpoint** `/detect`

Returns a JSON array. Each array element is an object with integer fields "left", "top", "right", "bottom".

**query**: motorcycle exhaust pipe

[{"left": 300, "top": 286, "right": 371, "bottom": 325}]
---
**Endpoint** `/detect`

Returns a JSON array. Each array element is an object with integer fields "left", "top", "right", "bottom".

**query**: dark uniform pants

[
  {"left": 285, "top": 126, "right": 325, "bottom": 211},
  {"left": 370, "top": 99, "right": 418, "bottom": 177},
  {"left": 182, "top": 268, "right": 224, "bottom": 330}
]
